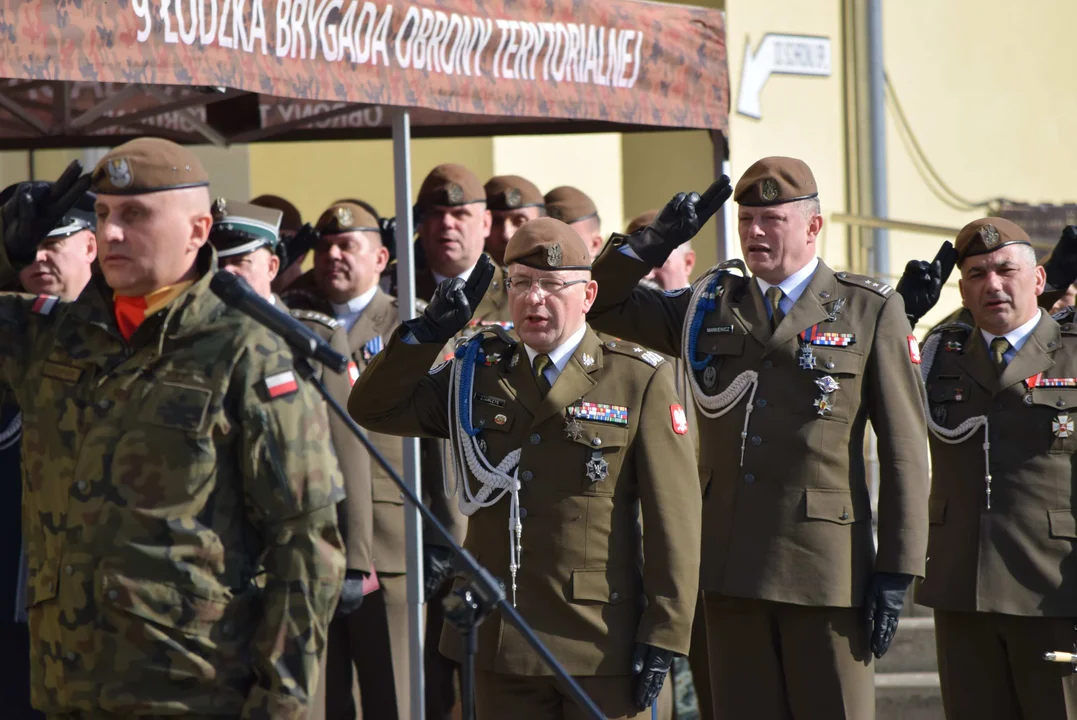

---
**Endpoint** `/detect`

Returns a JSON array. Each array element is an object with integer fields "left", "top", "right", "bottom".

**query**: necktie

[
  {"left": 533, "top": 354, "right": 552, "bottom": 396},
  {"left": 989, "top": 336, "right": 1011, "bottom": 375},
  {"left": 765, "top": 286, "right": 785, "bottom": 331}
]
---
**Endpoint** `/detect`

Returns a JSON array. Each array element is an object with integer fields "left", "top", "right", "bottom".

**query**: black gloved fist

[
  {"left": 1, "top": 160, "right": 91, "bottom": 267},
  {"left": 280, "top": 222, "right": 319, "bottom": 273},
  {"left": 864, "top": 571, "right": 914, "bottom": 659},
  {"left": 631, "top": 642, "right": 675, "bottom": 711},
  {"left": 1043, "top": 226, "right": 1077, "bottom": 292},
  {"left": 423, "top": 545, "right": 455, "bottom": 603},
  {"left": 334, "top": 569, "right": 367, "bottom": 617},
  {"left": 895, "top": 241, "right": 957, "bottom": 328},
  {"left": 627, "top": 175, "right": 732, "bottom": 267},
  {"left": 404, "top": 253, "right": 495, "bottom": 344}
]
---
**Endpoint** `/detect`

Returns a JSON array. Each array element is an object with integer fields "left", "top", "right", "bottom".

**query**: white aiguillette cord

[
  {"left": 919, "top": 328, "right": 992, "bottom": 508},
  {"left": 680, "top": 267, "right": 758, "bottom": 466},
  {"left": 446, "top": 336, "right": 524, "bottom": 605}
]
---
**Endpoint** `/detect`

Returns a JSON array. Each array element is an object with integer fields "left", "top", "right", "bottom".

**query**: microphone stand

[{"left": 292, "top": 358, "right": 605, "bottom": 720}]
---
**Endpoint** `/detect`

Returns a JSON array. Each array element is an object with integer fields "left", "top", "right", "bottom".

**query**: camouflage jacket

[{"left": 0, "top": 245, "right": 346, "bottom": 717}]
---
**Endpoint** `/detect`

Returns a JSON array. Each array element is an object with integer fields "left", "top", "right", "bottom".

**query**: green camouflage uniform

[{"left": 1, "top": 245, "right": 346, "bottom": 718}]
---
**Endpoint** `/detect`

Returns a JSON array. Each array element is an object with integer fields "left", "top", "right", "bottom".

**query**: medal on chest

[
  {"left": 813, "top": 375, "right": 841, "bottom": 417},
  {"left": 586, "top": 450, "right": 609, "bottom": 483}
]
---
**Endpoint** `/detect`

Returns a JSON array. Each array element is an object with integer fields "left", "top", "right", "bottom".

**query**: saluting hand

[
  {"left": 1, "top": 160, "right": 91, "bottom": 267},
  {"left": 404, "top": 253, "right": 495, "bottom": 344},
  {"left": 626, "top": 175, "right": 733, "bottom": 268},
  {"left": 1042, "top": 226, "right": 1077, "bottom": 293},
  {"left": 895, "top": 241, "right": 957, "bottom": 329}
]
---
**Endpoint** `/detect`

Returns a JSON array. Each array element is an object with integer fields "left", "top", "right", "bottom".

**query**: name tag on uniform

[
  {"left": 476, "top": 393, "right": 506, "bottom": 408},
  {"left": 706, "top": 325, "right": 735, "bottom": 334}
]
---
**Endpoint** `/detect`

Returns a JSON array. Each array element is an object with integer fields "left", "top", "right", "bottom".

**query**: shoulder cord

[
  {"left": 680, "top": 269, "right": 759, "bottom": 466},
  {"left": 919, "top": 332, "right": 992, "bottom": 508},
  {"left": 0, "top": 411, "right": 22, "bottom": 450},
  {"left": 446, "top": 338, "right": 523, "bottom": 605}
]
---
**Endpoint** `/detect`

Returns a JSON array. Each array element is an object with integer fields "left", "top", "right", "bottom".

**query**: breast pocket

[
  {"left": 800, "top": 347, "right": 863, "bottom": 424},
  {"left": 471, "top": 403, "right": 518, "bottom": 466},
  {"left": 927, "top": 378, "right": 972, "bottom": 427},
  {"left": 694, "top": 333, "right": 746, "bottom": 393},
  {"left": 565, "top": 422, "right": 630, "bottom": 497},
  {"left": 1028, "top": 387, "right": 1077, "bottom": 454}
]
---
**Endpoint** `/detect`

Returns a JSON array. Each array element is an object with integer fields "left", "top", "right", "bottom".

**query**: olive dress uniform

[
  {"left": 919, "top": 218, "right": 1077, "bottom": 719},
  {"left": 587, "top": 157, "right": 930, "bottom": 719},
  {"left": 349, "top": 219, "right": 702, "bottom": 720}
]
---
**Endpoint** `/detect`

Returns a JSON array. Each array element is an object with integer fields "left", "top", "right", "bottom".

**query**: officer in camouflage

[{"left": 0, "top": 138, "right": 346, "bottom": 718}]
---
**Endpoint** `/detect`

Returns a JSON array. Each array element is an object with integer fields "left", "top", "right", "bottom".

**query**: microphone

[{"left": 210, "top": 270, "right": 349, "bottom": 375}]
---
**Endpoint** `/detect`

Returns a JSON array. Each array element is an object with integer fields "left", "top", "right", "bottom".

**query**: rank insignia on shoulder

[
  {"left": 670, "top": 404, "right": 689, "bottom": 435},
  {"left": 263, "top": 370, "right": 299, "bottom": 399},
  {"left": 907, "top": 335, "right": 921, "bottom": 364},
  {"left": 347, "top": 361, "right": 359, "bottom": 387},
  {"left": 31, "top": 294, "right": 59, "bottom": 315},
  {"left": 568, "top": 401, "right": 629, "bottom": 426},
  {"left": 362, "top": 336, "right": 384, "bottom": 361},
  {"left": 639, "top": 350, "right": 665, "bottom": 367}
]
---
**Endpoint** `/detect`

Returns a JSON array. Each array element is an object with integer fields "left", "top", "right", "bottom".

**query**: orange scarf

[{"left": 113, "top": 281, "right": 194, "bottom": 341}]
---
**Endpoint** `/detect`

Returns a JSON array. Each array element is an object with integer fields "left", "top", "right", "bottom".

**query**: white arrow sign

[{"left": 737, "top": 34, "right": 832, "bottom": 119}]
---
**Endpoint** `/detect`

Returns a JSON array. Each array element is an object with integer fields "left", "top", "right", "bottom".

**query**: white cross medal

[{"left": 1053, "top": 413, "right": 1074, "bottom": 438}]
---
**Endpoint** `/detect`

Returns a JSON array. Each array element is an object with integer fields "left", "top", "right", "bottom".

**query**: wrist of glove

[
  {"left": 865, "top": 571, "right": 914, "bottom": 659},
  {"left": 631, "top": 642, "right": 675, "bottom": 711},
  {"left": 423, "top": 545, "right": 455, "bottom": 602},
  {"left": 334, "top": 569, "right": 368, "bottom": 617}
]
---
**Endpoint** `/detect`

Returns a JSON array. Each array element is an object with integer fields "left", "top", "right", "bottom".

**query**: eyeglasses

[{"left": 505, "top": 277, "right": 588, "bottom": 296}]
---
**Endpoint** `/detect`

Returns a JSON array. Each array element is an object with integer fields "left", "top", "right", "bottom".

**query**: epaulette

[
  {"left": 834, "top": 271, "right": 893, "bottom": 297},
  {"left": 289, "top": 308, "right": 340, "bottom": 329},
  {"left": 715, "top": 258, "right": 748, "bottom": 274},
  {"left": 602, "top": 339, "right": 665, "bottom": 368},
  {"left": 1052, "top": 305, "right": 1076, "bottom": 325}
]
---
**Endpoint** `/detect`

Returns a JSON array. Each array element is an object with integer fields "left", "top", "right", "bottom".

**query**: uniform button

[
  {"left": 529, "top": 434, "right": 541, "bottom": 445},
  {"left": 826, "top": 361, "right": 835, "bottom": 370},
  {"left": 519, "top": 508, "right": 528, "bottom": 519},
  {"left": 1048, "top": 341, "right": 1057, "bottom": 348},
  {"left": 64, "top": 565, "right": 73, "bottom": 575},
  {"left": 762, "top": 360, "right": 773, "bottom": 370},
  {"left": 592, "top": 437, "right": 602, "bottom": 447},
  {"left": 610, "top": 591, "right": 620, "bottom": 601},
  {"left": 1058, "top": 400, "right": 1066, "bottom": 408},
  {"left": 840, "top": 511, "right": 849, "bottom": 520},
  {"left": 66, "top": 652, "right": 76, "bottom": 662},
  {"left": 751, "top": 436, "right": 761, "bottom": 446},
  {"left": 108, "top": 589, "right": 118, "bottom": 600},
  {"left": 820, "top": 291, "right": 831, "bottom": 299},
  {"left": 521, "top": 470, "right": 533, "bottom": 482},
  {"left": 97, "top": 400, "right": 109, "bottom": 410},
  {"left": 77, "top": 480, "right": 87, "bottom": 492},
  {"left": 756, "top": 399, "right": 767, "bottom": 408},
  {"left": 744, "top": 473, "right": 755, "bottom": 484}
]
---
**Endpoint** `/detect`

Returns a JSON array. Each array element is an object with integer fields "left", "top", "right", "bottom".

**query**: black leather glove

[
  {"left": 334, "top": 569, "right": 367, "bottom": 618},
  {"left": 626, "top": 175, "right": 732, "bottom": 267},
  {"left": 403, "top": 253, "right": 495, "bottom": 344},
  {"left": 423, "top": 545, "right": 455, "bottom": 603},
  {"left": 864, "top": 571, "right": 914, "bottom": 659},
  {"left": 277, "top": 222, "right": 319, "bottom": 273},
  {"left": 1043, "top": 226, "right": 1077, "bottom": 292},
  {"left": 631, "top": 642, "right": 675, "bottom": 711},
  {"left": 895, "top": 241, "right": 957, "bottom": 328},
  {"left": 1, "top": 160, "right": 91, "bottom": 267}
]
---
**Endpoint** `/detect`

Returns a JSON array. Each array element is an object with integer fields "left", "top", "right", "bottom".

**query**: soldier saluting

[
  {"left": 0, "top": 139, "right": 346, "bottom": 717},
  {"left": 587, "top": 157, "right": 931, "bottom": 719},
  {"left": 350, "top": 218, "right": 701, "bottom": 719}
]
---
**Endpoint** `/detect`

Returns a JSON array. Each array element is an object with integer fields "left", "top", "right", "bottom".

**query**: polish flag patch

[
  {"left": 907, "top": 335, "right": 921, "bottom": 364},
  {"left": 347, "top": 362, "right": 360, "bottom": 387},
  {"left": 671, "top": 404, "right": 689, "bottom": 435},
  {"left": 31, "top": 294, "right": 59, "bottom": 315},
  {"left": 264, "top": 371, "right": 299, "bottom": 399}
]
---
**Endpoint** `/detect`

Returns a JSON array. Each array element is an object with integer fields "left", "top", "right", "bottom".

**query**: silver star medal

[
  {"left": 703, "top": 365, "right": 718, "bottom": 390},
  {"left": 586, "top": 452, "right": 609, "bottom": 482},
  {"left": 798, "top": 344, "right": 817, "bottom": 370},
  {"left": 564, "top": 417, "right": 584, "bottom": 441},
  {"left": 813, "top": 375, "right": 840, "bottom": 416}
]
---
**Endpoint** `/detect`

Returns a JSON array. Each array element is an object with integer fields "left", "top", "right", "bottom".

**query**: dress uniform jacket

[
  {"left": 349, "top": 326, "right": 702, "bottom": 675},
  {"left": 588, "top": 246, "right": 930, "bottom": 607},
  {"left": 285, "top": 300, "right": 375, "bottom": 574},
  {"left": 919, "top": 309, "right": 1077, "bottom": 615},
  {"left": 0, "top": 246, "right": 346, "bottom": 717}
]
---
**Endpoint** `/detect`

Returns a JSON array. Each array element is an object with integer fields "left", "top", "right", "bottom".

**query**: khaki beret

[
  {"left": 315, "top": 202, "right": 380, "bottom": 236},
  {"left": 625, "top": 210, "right": 659, "bottom": 234},
  {"left": 250, "top": 194, "right": 302, "bottom": 233},
  {"left": 417, "top": 164, "right": 485, "bottom": 210},
  {"left": 91, "top": 138, "right": 209, "bottom": 195},
  {"left": 484, "top": 175, "right": 545, "bottom": 212},
  {"left": 209, "top": 198, "right": 282, "bottom": 257},
  {"left": 504, "top": 217, "right": 591, "bottom": 271},
  {"left": 955, "top": 217, "right": 1031, "bottom": 264},
  {"left": 544, "top": 186, "right": 598, "bottom": 225},
  {"left": 734, "top": 156, "right": 818, "bottom": 207}
]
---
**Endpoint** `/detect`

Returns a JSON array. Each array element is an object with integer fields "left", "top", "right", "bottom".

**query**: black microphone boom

[{"left": 210, "top": 270, "right": 349, "bottom": 375}]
